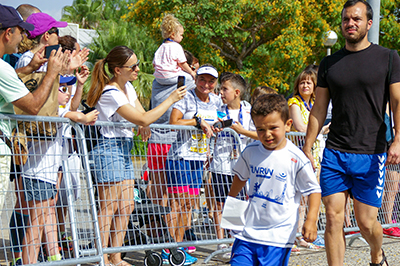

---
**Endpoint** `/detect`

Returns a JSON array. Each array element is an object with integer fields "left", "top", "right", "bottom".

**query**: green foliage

[
  {"left": 128, "top": 0, "right": 345, "bottom": 95},
  {"left": 131, "top": 134, "right": 148, "bottom": 157}
]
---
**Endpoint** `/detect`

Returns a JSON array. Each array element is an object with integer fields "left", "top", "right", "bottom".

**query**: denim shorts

[
  {"left": 23, "top": 177, "right": 57, "bottom": 202},
  {"left": 91, "top": 137, "right": 135, "bottom": 183}
]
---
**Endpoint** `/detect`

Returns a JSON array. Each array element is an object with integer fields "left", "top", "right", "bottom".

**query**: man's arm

[
  {"left": 12, "top": 48, "right": 64, "bottom": 115},
  {"left": 303, "top": 86, "right": 330, "bottom": 169},
  {"left": 387, "top": 82, "right": 400, "bottom": 165}
]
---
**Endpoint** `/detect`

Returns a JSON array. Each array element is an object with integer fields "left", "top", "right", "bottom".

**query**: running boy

[{"left": 227, "top": 94, "right": 321, "bottom": 265}]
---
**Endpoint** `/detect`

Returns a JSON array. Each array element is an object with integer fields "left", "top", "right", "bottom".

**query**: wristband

[{"left": 194, "top": 116, "right": 202, "bottom": 129}]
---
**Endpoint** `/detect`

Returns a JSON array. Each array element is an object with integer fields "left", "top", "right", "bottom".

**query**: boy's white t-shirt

[
  {"left": 232, "top": 139, "right": 321, "bottom": 248},
  {"left": 153, "top": 42, "right": 187, "bottom": 79},
  {"left": 168, "top": 89, "right": 222, "bottom": 161},
  {"left": 210, "top": 101, "right": 255, "bottom": 174},
  {"left": 96, "top": 82, "right": 138, "bottom": 138}
]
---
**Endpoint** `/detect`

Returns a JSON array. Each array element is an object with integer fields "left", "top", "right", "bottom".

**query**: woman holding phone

[
  {"left": 87, "top": 45, "right": 186, "bottom": 266},
  {"left": 163, "top": 64, "right": 222, "bottom": 264}
]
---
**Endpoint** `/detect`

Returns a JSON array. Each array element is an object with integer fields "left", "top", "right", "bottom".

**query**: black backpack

[{"left": 81, "top": 88, "right": 118, "bottom": 152}]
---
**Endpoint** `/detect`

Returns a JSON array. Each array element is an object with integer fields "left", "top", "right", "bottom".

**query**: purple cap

[
  {"left": 0, "top": 5, "right": 34, "bottom": 31},
  {"left": 26, "top": 13, "right": 67, "bottom": 39}
]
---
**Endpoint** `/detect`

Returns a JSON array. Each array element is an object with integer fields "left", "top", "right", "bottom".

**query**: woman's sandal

[{"left": 370, "top": 249, "right": 389, "bottom": 266}]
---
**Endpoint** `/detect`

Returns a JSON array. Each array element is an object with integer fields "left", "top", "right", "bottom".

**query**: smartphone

[
  {"left": 45, "top": 44, "right": 61, "bottom": 59},
  {"left": 213, "top": 119, "right": 233, "bottom": 129},
  {"left": 177, "top": 76, "right": 185, "bottom": 88}
]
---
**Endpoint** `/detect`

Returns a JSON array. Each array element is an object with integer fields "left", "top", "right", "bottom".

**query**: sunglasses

[
  {"left": 47, "top": 28, "right": 59, "bottom": 36},
  {"left": 120, "top": 59, "right": 140, "bottom": 71},
  {"left": 58, "top": 86, "right": 69, "bottom": 93}
]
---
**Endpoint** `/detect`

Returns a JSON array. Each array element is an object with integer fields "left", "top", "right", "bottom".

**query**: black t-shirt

[{"left": 318, "top": 44, "right": 400, "bottom": 154}]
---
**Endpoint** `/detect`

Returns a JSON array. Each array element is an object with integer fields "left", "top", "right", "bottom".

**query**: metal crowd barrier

[{"left": 0, "top": 115, "right": 399, "bottom": 266}]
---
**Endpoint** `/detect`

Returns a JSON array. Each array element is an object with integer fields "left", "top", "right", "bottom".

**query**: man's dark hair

[
  {"left": 342, "top": 0, "right": 373, "bottom": 21},
  {"left": 251, "top": 94, "right": 289, "bottom": 122}
]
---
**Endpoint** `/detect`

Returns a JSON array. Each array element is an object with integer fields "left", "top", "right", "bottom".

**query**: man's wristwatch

[{"left": 194, "top": 116, "right": 202, "bottom": 129}]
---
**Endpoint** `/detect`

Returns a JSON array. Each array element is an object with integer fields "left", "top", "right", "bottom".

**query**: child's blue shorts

[
  {"left": 230, "top": 238, "right": 291, "bottom": 266},
  {"left": 320, "top": 148, "right": 386, "bottom": 208}
]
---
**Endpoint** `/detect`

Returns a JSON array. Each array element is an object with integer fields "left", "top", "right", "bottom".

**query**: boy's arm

[
  {"left": 228, "top": 175, "right": 247, "bottom": 198},
  {"left": 301, "top": 192, "right": 321, "bottom": 242},
  {"left": 64, "top": 109, "right": 98, "bottom": 125},
  {"left": 231, "top": 122, "right": 258, "bottom": 140},
  {"left": 177, "top": 61, "right": 196, "bottom": 79}
]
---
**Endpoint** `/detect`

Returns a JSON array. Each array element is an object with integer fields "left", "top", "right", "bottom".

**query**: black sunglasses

[
  {"left": 47, "top": 28, "right": 59, "bottom": 36},
  {"left": 120, "top": 60, "right": 140, "bottom": 71}
]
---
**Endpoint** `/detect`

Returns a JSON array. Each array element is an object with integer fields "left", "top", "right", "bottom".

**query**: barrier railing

[{"left": 0, "top": 115, "right": 398, "bottom": 266}]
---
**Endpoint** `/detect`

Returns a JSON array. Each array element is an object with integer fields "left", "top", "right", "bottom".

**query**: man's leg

[
  {"left": 322, "top": 191, "right": 348, "bottom": 266},
  {"left": 353, "top": 199, "right": 384, "bottom": 264}
]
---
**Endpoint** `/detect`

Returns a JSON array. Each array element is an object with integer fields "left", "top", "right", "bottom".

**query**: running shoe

[
  {"left": 183, "top": 246, "right": 196, "bottom": 254},
  {"left": 9, "top": 257, "right": 22, "bottom": 266},
  {"left": 184, "top": 228, "right": 200, "bottom": 241},
  {"left": 312, "top": 235, "right": 325, "bottom": 248},
  {"left": 59, "top": 233, "right": 73, "bottom": 251},
  {"left": 161, "top": 249, "right": 170, "bottom": 264},
  {"left": 178, "top": 248, "right": 198, "bottom": 265},
  {"left": 383, "top": 227, "right": 400, "bottom": 237}
]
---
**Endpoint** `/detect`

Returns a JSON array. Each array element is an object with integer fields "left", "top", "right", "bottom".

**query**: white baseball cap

[{"left": 196, "top": 65, "right": 218, "bottom": 78}]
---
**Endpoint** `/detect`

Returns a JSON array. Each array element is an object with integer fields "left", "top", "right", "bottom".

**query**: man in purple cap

[
  {"left": 15, "top": 12, "right": 67, "bottom": 71},
  {"left": 0, "top": 3, "right": 64, "bottom": 219}
]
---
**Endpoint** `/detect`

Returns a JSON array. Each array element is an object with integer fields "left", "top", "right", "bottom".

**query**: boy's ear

[
  {"left": 235, "top": 89, "right": 241, "bottom": 97},
  {"left": 285, "top": 119, "right": 293, "bottom": 132}
]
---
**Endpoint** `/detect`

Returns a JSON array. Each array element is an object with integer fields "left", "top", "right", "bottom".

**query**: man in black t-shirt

[{"left": 303, "top": 0, "right": 400, "bottom": 265}]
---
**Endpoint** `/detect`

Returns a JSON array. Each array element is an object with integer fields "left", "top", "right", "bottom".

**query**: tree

[
  {"left": 61, "top": 0, "right": 102, "bottom": 29},
  {"left": 127, "top": 0, "right": 344, "bottom": 94}
]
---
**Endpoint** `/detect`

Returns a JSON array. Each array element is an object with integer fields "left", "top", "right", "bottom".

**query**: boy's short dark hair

[
  {"left": 220, "top": 72, "right": 247, "bottom": 94},
  {"left": 251, "top": 94, "right": 289, "bottom": 122}
]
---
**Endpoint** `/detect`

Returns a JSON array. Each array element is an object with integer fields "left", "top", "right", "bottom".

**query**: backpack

[{"left": 81, "top": 88, "right": 118, "bottom": 152}]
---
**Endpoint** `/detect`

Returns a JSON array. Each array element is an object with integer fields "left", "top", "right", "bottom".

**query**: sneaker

[
  {"left": 183, "top": 246, "right": 196, "bottom": 254},
  {"left": 312, "top": 235, "right": 325, "bottom": 248},
  {"left": 178, "top": 248, "right": 198, "bottom": 265},
  {"left": 184, "top": 228, "right": 200, "bottom": 241},
  {"left": 59, "top": 233, "right": 73, "bottom": 251},
  {"left": 9, "top": 257, "right": 22, "bottom": 266},
  {"left": 162, "top": 248, "right": 198, "bottom": 265},
  {"left": 383, "top": 227, "right": 400, "bottom": 237},
  {"left": 161, "top": 249, "right": 170, "bottom": 265}
]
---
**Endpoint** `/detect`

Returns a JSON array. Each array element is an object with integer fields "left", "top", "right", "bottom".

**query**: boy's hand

[
  {"left": 84, "top": 109, "right": 99, "bottom": 125},
  {"left": 231, "top": 121, "right": 245, "bottom": 134},
  {"left": 301, "top": 219, "right": 318, "bottom": 243},
  {"left": 77, "top": 65, "right": 90, "bottom": 85}
]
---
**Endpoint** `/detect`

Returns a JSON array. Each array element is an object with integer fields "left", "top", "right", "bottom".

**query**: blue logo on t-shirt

[{"left": 250, "top": 165, "right": 273, "bottom": 179}]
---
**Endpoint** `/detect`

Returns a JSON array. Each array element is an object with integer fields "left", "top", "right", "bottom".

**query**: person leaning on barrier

[
  {"left": 0, "top": 4, "right": 64, "bottom": 213},
  {"left": 86, "top": 45, "right": 186, "bottom": 266},
  {"left": 303, "top": 0, "right": 400, "bottom": 265}
]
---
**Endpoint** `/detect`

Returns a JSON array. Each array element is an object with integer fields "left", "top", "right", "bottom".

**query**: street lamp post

[{"left": 323, "top": 30, "right": 338, "bottom": 56}]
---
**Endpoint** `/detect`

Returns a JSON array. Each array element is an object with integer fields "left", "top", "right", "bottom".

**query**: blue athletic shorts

[
  {"left": 166, "top": 159, "right": 203, "bottom": 195},
  {"left": 91, "top": 137, "right": 135, "bottom": 183},
  {"left": 320, "top": 148, "right": 386, "bottom": 207},
  {"left": 230, "top": 238, "right": 291, "bottom": 266}
]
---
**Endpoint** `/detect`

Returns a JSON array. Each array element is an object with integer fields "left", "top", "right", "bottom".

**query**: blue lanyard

[
  {"left": 298, "top": 94, "right": 313, "bottom": 111},
  {"left": 164, "top": 38, "right": 174, "bottom": 43},
  {"left": 225, "top": 104, "right": 243, "bottom": 126}
]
